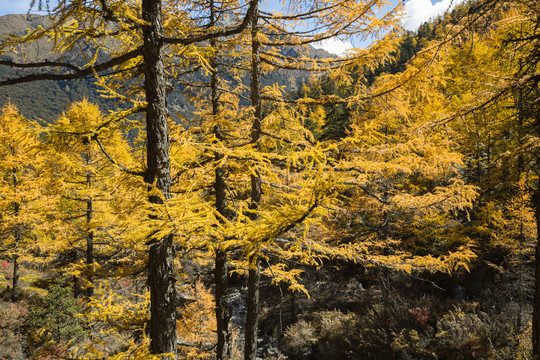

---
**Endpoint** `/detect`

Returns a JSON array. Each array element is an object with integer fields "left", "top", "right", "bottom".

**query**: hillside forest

[{"left": 0, "top": 0, "right": 538, "bottom": 359}]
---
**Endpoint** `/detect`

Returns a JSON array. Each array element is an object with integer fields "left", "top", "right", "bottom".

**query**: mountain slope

[{"left": 0, "top": 14, "right": 333, "bottom": 124}]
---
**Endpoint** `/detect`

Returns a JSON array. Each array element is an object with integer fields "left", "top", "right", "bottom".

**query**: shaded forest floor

[
  {"left": 1, "top": 254, "right": 533, "bottom": 359},
  {"left": 255, "top": 258, "right": 533, "bottom": 359}
]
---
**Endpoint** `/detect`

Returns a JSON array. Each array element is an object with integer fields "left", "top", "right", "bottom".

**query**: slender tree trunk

[
  {"left": 142, "top": 0, "right": 176, "bottom": 357},
  {"left": 209, "top": 3, "right": 233, "bottom": 356},
  {"left": 530, "top": 67, "right": 540, "bottom": 357},
  {"left": 248, "top": 2, "right": 261, "bottom": 218},
  {"left": 215, "top": 249, "right": 231, "bottom": 359},
  {"left": 213, "top": 91, "right": 233, "bottom": 360},
  {"left": 531, "top": 89, "right": 540, "bottom": 359},
  {"left": 86, "top": 197, "right": 94, "bottom": 298},
  {"left": 244, "top": 7, "right": 261, "bottom": 360},
  {"left": 11, "top": 196, "right": 20, "bottom": 302},
  {"left": 86, "top": 169, "right": 94, "bottom": 298},
  {"left": 532, "top": 185, "right": 540, "bottom": 358},
  {"left": 244, "top": 258, "right": 260, "bottom": 360},
  {"left": 11, "top": 255, "right": 19, "bottom": 302},
  {"left": 148, "top": 234, "right": 176, "bottom": 357},
  {"left": 212, "top": 55, "right": 233, "bottom": 360}
]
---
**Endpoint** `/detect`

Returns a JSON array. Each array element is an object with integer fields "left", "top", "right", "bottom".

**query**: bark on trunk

[
  {"left": 149, "top": 234, "right": 176, "bottom": 357},
  {"left": 214, "top": 131, "right": 232, "bottom": 359},
  {"left": 531, "top": 78, "right": 540, "bottom": 359},
  {"left": 532, "top": 186, "right": 540, "bottom": 358},
  {"left": 244, "top": 260, "right": 260, "bottom": 360},
  {"left": 214, "top": 109, "right": 232, "bottom": 360},
  {"left": 249, "top": 7, "right": 261, "bottom": 147},
  {"left": 248, "top": 3, "right": 261, "bottom": 218},
  {"left": 11, "top": 199, "right": 20, "bottom": 302},
  {"left": 142, "top": 0, "right": 176, "bottom": 357},
  {"left": 531, "top": 88, "right": 540, "bottom": 357},
  {"left": 244, "top": 7, "right": 261, "bottom": 360},
  {"left": 215, "top": 249, "right": 231, "bottom": 359},
  {"left": 210, "top": 4, "right": 233, "bottom": 355}
]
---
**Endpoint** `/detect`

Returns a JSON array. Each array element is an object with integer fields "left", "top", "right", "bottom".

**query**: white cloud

[
  {"left": 312, "top": 38, "right": 353, "bottom": 57},
  {"left": 403, "top": 0, "right": 465, "bottom": 31}
]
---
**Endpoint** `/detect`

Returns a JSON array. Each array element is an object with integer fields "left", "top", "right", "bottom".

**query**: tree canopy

[{"left": 0, "top": 0, "right": 538, "bottom": 359}]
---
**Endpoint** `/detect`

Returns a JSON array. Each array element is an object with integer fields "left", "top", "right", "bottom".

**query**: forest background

[{"left": 0, "top": 0, "right": 538, "bottom": 359}]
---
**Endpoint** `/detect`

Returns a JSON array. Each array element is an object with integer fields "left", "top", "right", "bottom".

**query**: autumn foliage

[{"left": 0, "top": 0, "right": 538, "bottom": 358}]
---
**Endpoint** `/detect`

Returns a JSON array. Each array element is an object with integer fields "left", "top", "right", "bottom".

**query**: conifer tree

[
  {"left": 372, "top": 0, "right": 539, "bottom": 351},
  {"left": 162, "top": 1, "right": 405, "bottom": 357},
  {"left": 216, "top": 1, "right": 404, "bottom": 357},
  {"left": 0, "top": 104, "right": 48, "bottom": 301},
  {"left": 0, "top": 0, "right": 258, "bottom": 356},
  {"left": 2, "top": 1, "right": 514, "bottom": 358},
  {"left": 427, "top": 0, "right": 539, "bottom": 351},
  {"left": 43, "top": 99, "right": 135, "bottom": 298}
]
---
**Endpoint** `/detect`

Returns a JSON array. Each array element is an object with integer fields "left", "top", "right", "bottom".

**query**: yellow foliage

[{"left": 177, "top": 282, "right": 218, "bottom": 360}]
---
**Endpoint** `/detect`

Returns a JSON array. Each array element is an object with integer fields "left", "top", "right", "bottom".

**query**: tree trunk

[
  {"left": 141, "top": 0, "right": 176, "bottom": 357},
  {"left": 244, "top": 7, "right": 261, "bottom": 360},
  {"left": 86, "top": 171, "right": 94, "bottom": 298},
  {"left": 532, "top": 185, "right": 540, "bottom": 358},
  {"left": 244, "top": 259, "right": 260, "bottom": 360},
  {"left": 215, "top": 140, "right": 232, "bottom": 360},
  {"left": 210, "top": 3, "right": 233, "bottom": 354},
  {"left": 214, "top": 122, "right": 232, "bottom": 360},
  {"left": 215, "top": 249, "right": 231, "bottom": 359},
  {"left": 531, "top": 74, "right": 540, "bottom": 359},
  {"left": 11, "top": 199, "right": 20, "bottom": 302},
  {"left": 149, "top": 234, "right": 176, "bottom": 357},
  {"left": 11, "top": 255, "right": 19, "bottom": 302},
  {"left": 248, "top": 2, "right": 261, "bottom": 218},
  {"left": 86, "top": 198, "right": 94, "bottom": 298}
]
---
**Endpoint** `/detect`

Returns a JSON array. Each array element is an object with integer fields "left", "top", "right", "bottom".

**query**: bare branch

[
  {"left": 163, "top": 0, "right": 258, "bottom": 45},
  {"left": 93, "top": 136, "right": 146, "bottom": 177},
  {"left": 0, "top": 48, "right": 142, "bottom": 86}
]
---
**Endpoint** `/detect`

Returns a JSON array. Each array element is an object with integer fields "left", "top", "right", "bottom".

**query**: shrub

[
  {"left": 435, "top": 306, "right": 513, "bottom": 359},
  {"left": 25, "top": 282, "right": 86, "bottom": 358},
  {"left": 282, "top": 310, "right": 359, "bottom": 360},
  {"left": 0, "top": 301, "right": 28, "bottom": 359},
  {"left": 282, "top": 319, "right": 317, "bottom": 358}
]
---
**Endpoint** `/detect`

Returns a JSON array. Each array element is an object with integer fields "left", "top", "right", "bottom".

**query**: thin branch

[
  {"left": 0, "top": 48, "right": 142, "bottom": 86},
  {"left": 0, "top": 59, "right": 82, "bottom": 72},
  {"left": 163, "top": 0, "right": 258, "bottom": 45},
  {"left": 93, "top": 136, "right": 146, "bottom": 177}
]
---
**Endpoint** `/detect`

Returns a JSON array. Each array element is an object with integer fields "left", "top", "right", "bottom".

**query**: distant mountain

[
  {"left": 0, "top": 15, "right": 122, "bottom": 123},
  {"left": 0, "top": 14, "right": 333, "bottom": 124}
]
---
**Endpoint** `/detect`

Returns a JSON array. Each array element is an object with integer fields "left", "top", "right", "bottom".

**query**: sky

[
  {"left": 0, "top": 0, "right": 465, "bottom": 56},
  {"left": 311, "top": 0, "right": 465, "bottom": 55},
  {"left": 0, "top": 0, "right": 48, "bottom": 16}
]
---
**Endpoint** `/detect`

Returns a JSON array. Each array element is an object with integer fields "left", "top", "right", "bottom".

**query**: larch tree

[
  {"left": 156, "top": 0, "right": 406, "bottom": 357},
  {"left": 43, "top": 99, "right": 136, "bottom": 298},
  {"left": 0, "top": 104, "right": 50, "bottom": 301},
  {"left": 362, "top": 0, "right": 539, "bottom": 352},
  {"left": 415, "top": 0, "right": 540, "bottom": 352},
  {"left": 202, "top": 1, "right": 405, "bottom": 359},
  {"left": 0, "top": 0, "right": 258, "bottom": 356}
]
